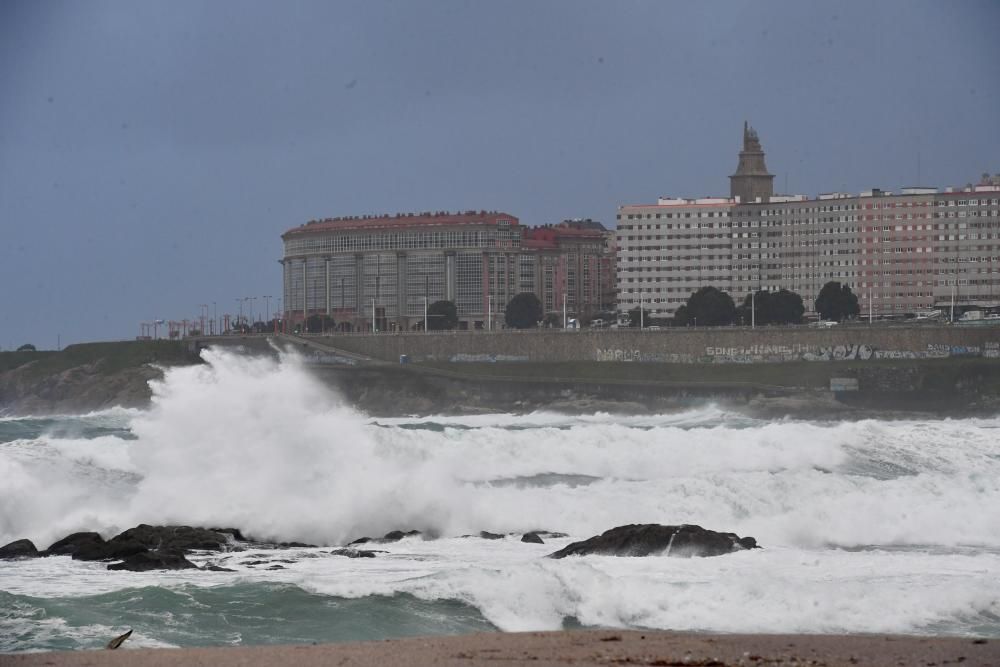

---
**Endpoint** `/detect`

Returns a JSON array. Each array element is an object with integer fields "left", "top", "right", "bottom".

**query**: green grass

[
  {"left": 0, "top": 340, "right": 201, "bottom": 379},
  {"left": 0, "top": 350, "right": 58, "bottom": 373}
]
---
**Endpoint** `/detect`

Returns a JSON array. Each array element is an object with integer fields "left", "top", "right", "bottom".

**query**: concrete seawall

[{"left": 311, "top": 325, "right": 1000, "bottom": 365}]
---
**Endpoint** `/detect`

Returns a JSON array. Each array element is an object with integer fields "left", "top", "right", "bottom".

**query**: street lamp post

[{"left": 236, "top": 298, "right": 244, "bottom": 330}]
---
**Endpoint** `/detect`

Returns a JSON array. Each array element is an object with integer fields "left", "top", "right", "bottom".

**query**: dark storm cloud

[{"left": 1, "top": 0, "right": 998, "bottom": 346}]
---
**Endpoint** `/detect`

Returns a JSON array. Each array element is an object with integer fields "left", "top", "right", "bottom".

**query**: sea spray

[
  {"left": 3, "top": 350, "right": 1000, "bottom": 648},
  {"left": 2, "top": 347, "right": 1000, "bottom": 549},
  {"left": 124, "top": 347, "right": 474, "bottom": 544}
]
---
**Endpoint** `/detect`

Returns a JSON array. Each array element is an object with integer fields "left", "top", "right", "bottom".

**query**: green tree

[
  {"left": 305, "top": 314, "right": 336, "bottom": 333},
  {"left": 504, "top": 292, "right": 543, "bottom": 329},
  {"left": 427, "top": 300, "right": 458, "bottom": 330},
  {"left": 740, "top": 289, "right": 805, "bottom": 325},
  {"left": 680, "top": 286, "right": 737, "bottom": 326},
  {"left": 16, "top": 343, "right": 36, "bottom": 352},
  {"left": 815, "top": 281, "right": 860, "bottom": 322},
  {"left": 627, "top": 306, "right": 650, "bottom": 328}
]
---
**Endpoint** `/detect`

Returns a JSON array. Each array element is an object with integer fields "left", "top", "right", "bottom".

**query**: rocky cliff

[{"left": 0, "top": 341, "right": 201, "bottom": 415}]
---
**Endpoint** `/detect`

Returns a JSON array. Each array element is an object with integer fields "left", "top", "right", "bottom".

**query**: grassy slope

[{"left": 0, "top": 340, "right": 200, "bottom": 379}]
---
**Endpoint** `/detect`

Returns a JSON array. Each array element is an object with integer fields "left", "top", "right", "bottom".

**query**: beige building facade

[{"left": 616, "top": 125, "right": 1000, "bottom": 319}]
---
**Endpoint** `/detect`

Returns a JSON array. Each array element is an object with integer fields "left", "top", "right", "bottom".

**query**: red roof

[{"left": 283, "top": 211, "right": 520, "bottom": 237}]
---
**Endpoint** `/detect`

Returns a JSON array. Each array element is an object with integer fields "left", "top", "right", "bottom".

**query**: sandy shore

[{"left": 2, "top": 630, "right": 996, "bottom": 667}]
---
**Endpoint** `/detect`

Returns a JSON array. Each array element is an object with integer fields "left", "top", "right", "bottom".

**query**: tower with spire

[{"left": 729, "top": 121, "right": 774, "bottom": 203}]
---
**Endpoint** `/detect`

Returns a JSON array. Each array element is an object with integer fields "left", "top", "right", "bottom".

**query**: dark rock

[
  {"left": 479, "top": 531, "right": 504, "bottom": 540},
  {"left": 521, "top": 532, "right": 545, "bottom": 544},
  {"left": 266, "top": 564, "right": 286, "bottom": 570},
  {"left": 111, "top": 524, "right": 230, "bottom": 552},
  {"left": 73, "top": 538, "right": 147, "bottom": 561},
  {"left": 107, "top": 550, "right": 198, "bottom": 571},
  {"left": 330, "top": 548, "right": 377, "bottom": 558},
  {"left": 537, "top": 531, "right": 568, "bottom": 538},
  {"left": 75, "top": 524, "right": 235, "bottom": 562},
  {"left": 46, "top": 532, "right": 105, "bottom": 556},
  {"left": 350, "top": 529, "right": 422, "bottom": 545},
  {"left": 548, "top": 524, "right": 760, "bottom": 559},
  {"left": 381, "top": 529, "right": 422, "bottom": 542},
  {"left": 0, "top": 539, "right": 40, "bottom": 559},
  {"left": 203, "top": 565, "right": 236, "bottom": 572},
  {"left": 208, "top": 527, "right": 248, "bottom": 542},
  {"left": 277, "top": 541, "right": 317, "bottom": 548}
]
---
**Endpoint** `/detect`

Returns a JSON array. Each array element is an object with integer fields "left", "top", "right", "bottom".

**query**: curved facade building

[
  {"left": 281, "top": 211, "right": 614, "bottom": 331},
  {"left": 281, "top": 211, "right": 523, "bottom": 331}
]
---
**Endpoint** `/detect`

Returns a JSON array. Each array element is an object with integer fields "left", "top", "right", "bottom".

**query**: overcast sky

[{"left": 2, "top": 0, "right": 998, "bottom": 347}]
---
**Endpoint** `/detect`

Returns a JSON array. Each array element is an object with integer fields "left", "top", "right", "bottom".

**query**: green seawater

[{"left": 0, "top": 584, "right": 496, "bottom": 652}]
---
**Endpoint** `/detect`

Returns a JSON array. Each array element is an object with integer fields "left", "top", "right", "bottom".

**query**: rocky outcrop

[
  {"left": 71, "top": 525, "right": 233, "bottom": 561},
  {"left": 330, "top": 548, "right": 377, "bottom": 558},
  {"left": 114, "top": 524, "right": 233, "bottom": 551},
  {"left": 107, "top": 550, "right": 198, "bottom": 571},
  {"left": 0, "top": 539, "right": 40, "bottom": 559},
  {"left": 0, "top": 361, "right": 165, "bottom": 415},
  {"left": 548, "top": 524, "right": 758, "bottom": 559},
  {"left": 349, "top": 529, "right": 422, "bottom": 545},
  {"left": 521, "top": 532, "right": 545, "bottom": 544},
  {"left": 46, "top": 532, "right": 105, "bottom": 556}
]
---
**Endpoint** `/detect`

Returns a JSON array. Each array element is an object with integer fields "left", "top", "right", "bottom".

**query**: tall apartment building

[
  {"left": 281, "top": 212, "right": 612, "bottom": 331},
  {"left": 616, "top": 124, "right": 1000, "bottom": 319},
  {"left": 616, "top": 197, "right": 735, "bottom": 314}
]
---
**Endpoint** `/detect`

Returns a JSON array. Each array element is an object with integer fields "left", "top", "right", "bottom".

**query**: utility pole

[
  {"left": 563, "top": 293, "right": 567, "bottom": 329},
  {"left": 264, "top": 296, "right": 272, "bottom": 324},
  {"left": 640, "top": 292, "right": 644, "bottom": 330},
  {"left": 488, "top": 294, "right": 492, "bottom": 331},
  {"left": 951, "top": 283, "right": 956, "bottom": 323},
  {"left": 751, "top": 291, "right": 755, "bottom": 328},
  {"left": 424, "top": 296, "right": 428, "bottom": 333}
]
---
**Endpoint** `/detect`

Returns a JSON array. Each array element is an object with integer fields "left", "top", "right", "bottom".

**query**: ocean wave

[{"left": 1, "top": 348, "right": 999, "bottom": 551}]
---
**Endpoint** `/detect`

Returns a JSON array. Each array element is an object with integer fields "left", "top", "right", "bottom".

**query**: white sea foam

[{"left": 2, "top": 347, "right": 1000, "bottom": 552}]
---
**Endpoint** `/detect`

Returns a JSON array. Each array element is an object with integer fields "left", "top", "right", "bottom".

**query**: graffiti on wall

[
  {"left": 450, "top": 353, "right": 530, "bottom": 363},
  {"left": 595, "top": 349, "right": 694, "bottom": 363},
  {"left": 594, "top": 341, "right": 1000, "bottom": 363}
]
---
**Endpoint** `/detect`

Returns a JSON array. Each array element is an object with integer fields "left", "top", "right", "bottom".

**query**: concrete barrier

[{"left": 311, "top": 325, "right": 1000, "bottom": 365}]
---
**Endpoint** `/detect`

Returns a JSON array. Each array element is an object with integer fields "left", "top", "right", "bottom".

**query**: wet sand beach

[{"left": 3, "top": 630, "right": 997, "bottom": 667}]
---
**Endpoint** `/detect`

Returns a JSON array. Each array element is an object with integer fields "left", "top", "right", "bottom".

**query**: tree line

[
  {"left": 627, "top": 281, "right": 859, "bottom": 328},
  {"left": 289, "top": 281, "right": 860, "bottom": 332}
]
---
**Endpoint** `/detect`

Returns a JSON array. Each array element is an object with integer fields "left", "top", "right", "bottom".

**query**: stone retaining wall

[{"left": 316, "top": 325, "right": 1000, "bottom": 365}]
